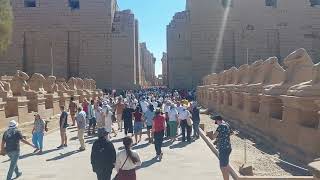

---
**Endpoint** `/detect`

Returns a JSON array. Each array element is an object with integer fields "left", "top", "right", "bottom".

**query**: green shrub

[{"left": 0, "top": 0, "right": 13, "bottom": 53}]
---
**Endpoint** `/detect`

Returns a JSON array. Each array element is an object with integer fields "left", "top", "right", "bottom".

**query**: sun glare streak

[{"left": 212, "top": 0, "right": 232, "bottom": 73}]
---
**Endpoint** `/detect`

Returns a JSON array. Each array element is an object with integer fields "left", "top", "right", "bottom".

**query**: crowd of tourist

[{"left": 0, "top": 87, "right": 233, "bottom": 180}]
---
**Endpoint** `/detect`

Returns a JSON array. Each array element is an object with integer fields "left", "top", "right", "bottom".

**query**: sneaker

[
  {"left": 33, "top": 149, "right": 39, "bottom": 153},
  {"left": 38, "top": 150, "right": 43, "bottom": 155},
  {"left": 57, "top": 145, "right": 64, "bottom": 149},
  {"left": 63, "top": 144, "right": 68, "bottom": 147},
  {"left": 79, "top": 147, "right": 86, "bottom": 151}
]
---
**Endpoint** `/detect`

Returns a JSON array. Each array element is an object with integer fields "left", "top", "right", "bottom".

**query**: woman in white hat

[{"left": 1, "top": 120, "right": 35, "bottom": 180}]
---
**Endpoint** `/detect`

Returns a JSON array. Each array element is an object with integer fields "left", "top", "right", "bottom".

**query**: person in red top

[
  {"left": 133, "top": 107, "right": 144, "bottom": 144},
  {"left": 82, "top": 98, "right": 89, "bottom": 115},
  {"left": 152, "top": 109, "right": 166, "bottom": 161}
]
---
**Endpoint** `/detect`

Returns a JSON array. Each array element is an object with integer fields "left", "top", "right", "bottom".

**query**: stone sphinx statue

[
  {"left": 0, "top": 80, "right": 13, "bottom": 98},
  {"left": 44, "top": 76, "right": 58, "bottom": 94},
  {"left": 28, "top": 73, "right": 46, "bottom": 94},
  {"left": 10, "top": 70, "right": 31, "bottom": 96},
  {"left": 247, "top": 60, "right": 264, "bottom": 85},
  {"left": 287, "top": 62, "right": 320, "bottom": 96},
  {"left": 218, "top": 71, "right": 227, "bottom": 85},
  {"left": 208, "top": 73, "right": 218, "bottom": 85},
  {"left": 56, "top": 78, "right": 70, "bottom": 92},
  {"left": 67, "top": 77, "right": 77, "bottom": 90},
  {"left": 235, "top": 64, "right": 250, "bottom": 85},
  {"left": 89, "top": 79, "right": 97, "bottom": 90},
  {"left": 247, "top": 57, "right": 285, "bottom": 94},
  {"left": 264, "top": 48, "right": 314, "bottom": 95},
  {"left": 76, "top": 78, "right": 84, "bottom": 90},
  {"left": 225, "top": 67, "right": 238, "bottom": 85},
  {"left": 84, "top": 78, "right": 91, "bottom": 90}
]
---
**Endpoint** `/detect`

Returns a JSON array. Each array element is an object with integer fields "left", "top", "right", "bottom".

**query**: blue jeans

[
  {"left": 6, "top": 150, "right": 20, "bottom": 180},
  {"left": 32, "top": 132, "right": 44, "bottom": 150}
]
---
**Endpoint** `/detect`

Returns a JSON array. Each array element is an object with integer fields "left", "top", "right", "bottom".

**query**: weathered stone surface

[
  {"left": 264, "top": 48, "right": 314, "bottom": 95},
  {"left": 288, "top": 62, "right": 320, "bottom": 96},
  {"left": 44, "top": 76, "right": 58, "bottom": 94},
  {"left": 0, "top": 80, "right": 13, "bottom": 99},
  {"left": 67, "top": 77, "right": 78, "bottom": 90},
  {"left": 28, "top": 73, "right": 46, "bottom": 94},
  {"left": 10, "top": 70, "right": 30, "bottom": 96}
]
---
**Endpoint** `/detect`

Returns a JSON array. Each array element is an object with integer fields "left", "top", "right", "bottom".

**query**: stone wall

[
  {"left": 197, "top": 48, "right": 320, "bottom": 163},
  {"left": 0, "top": 70, "right": 102, "bottom": 130},
  {"left": 168, "top": 0, "right": 320, "bottom": 88},
  {"left": 0, "top": 0, "right": 153, "bottom": 89},
  {"left": 167, "top": 10, "right": 192, "bottom": 89}
]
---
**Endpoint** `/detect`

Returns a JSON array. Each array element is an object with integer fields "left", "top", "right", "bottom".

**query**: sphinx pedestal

[
  {"left": 45, "top": 93, "right": 60, "bottom": 115},
  {"left": 0, "top": 98, "right": 7, "bottom": 129},
  {"left": 6, "top": 96, "right": 32, "bottom": 124},
  {"left": 26, "top": 92, "right": 46, "bottom": 112},
  {"left": 58, "top": 92, "right": 71, "bottom": 109},
  {"left": 259, "top": 95, "right": 283, "bottom": 120}
]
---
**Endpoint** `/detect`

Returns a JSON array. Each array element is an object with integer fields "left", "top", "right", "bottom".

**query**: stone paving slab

[{"left": 0, "top": 127, "right": 227, "bottom": 180}]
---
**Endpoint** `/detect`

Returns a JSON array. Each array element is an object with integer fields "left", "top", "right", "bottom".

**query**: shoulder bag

[{"left": 113, "top": 155, "right": 129, "bottom": 180}]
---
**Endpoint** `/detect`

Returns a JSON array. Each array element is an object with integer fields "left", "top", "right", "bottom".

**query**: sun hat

[{"left": 8, "top": 120, "right": 18, "bottom": 128}]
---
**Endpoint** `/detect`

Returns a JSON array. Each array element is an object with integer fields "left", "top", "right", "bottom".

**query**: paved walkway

[{"left": 1, "top": 127, "right": 226, "bottom": 179}]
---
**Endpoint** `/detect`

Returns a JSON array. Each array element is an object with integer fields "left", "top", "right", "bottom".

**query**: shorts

[
  {"left": 219, "top": 148, "right": 232, "bottom": 167},
  {"left": 147, "top": 125, "right": 152, "bottom": 130},
  {"left": 134, "top": 122, "right": 143, "bottom": 133},
  {"left": 89, "top": 117, "right": 97, "bottom": 127}
]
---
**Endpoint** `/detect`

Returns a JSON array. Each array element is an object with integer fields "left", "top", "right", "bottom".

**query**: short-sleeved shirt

[
  {"left": 76, "top": 111, "right": 87, "bottom": 129},
  {"left": 60, "top": 111, "right": 68, "bottom": 128},
  {"left": 168, "top": 108, "right": 178, "bottom": 122},
  {"left": 2, "top": 128, "right": 23, "bottom": 152},
  {"left": 153, "top": 115, "right": 166, "bottom": 133},
  {"left": 133, "top": 112, "right": 143, "bottom": 122},
  {"left": 82, "top": 102, "right": 89, "bottom": 113},
  {"left": 34, "top": 119, "right": 45, "bottom": 133},
  {"left": 178, "top": 109, "right": 191, "bottom": 120},
  {"left": 144, "top": 110, "right": 155, "bottom": 126},
  {"left": 216, "top": 123, "right": 232, "bottom": 150},
  {"left": 95, "top": 107, "right": 103, "bottom": 128}
]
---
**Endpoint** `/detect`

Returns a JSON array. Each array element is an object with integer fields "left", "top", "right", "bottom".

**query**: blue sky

[{"left": 117, "top": 0, "right": 186, "bottom": 76}]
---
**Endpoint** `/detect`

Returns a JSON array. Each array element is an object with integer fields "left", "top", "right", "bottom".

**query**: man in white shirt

[
  {"left": 178, "top": 106, "right": 192, "bottom": 143},
  {"left": 168, "top": 105, "right": 179, "bottom": 141},
  {"left": 176, "top": 101, "right": 184, "bottom": 115},
  {"left": 140, "top": 98, "right": 149, "bottom": 114}
]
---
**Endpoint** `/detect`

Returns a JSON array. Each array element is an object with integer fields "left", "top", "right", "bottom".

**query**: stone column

[{"left": 0, "top": 98, "right": 6, "bottom": 129}]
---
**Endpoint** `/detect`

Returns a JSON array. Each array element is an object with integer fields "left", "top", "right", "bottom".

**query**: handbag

[
  {"left": 187, "top": 116, "right": 193, "bottom": 126},
  {"left": 113, "top": 155, "right": 129, "bottom": 180}
]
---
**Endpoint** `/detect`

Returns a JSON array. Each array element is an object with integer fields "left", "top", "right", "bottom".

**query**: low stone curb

[{"left": 198, "top": 128, "right": 314, "bottom": 180}]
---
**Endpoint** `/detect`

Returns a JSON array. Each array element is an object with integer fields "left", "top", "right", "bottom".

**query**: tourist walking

[
  {"left": 68, "top": 96, "right": 78, "bottom": 126},
  {"left": 115, "top": 136, "right": 141, "bottom": 180},
  {"left": 178, "top": 106, "right": 192, "bottom": 143},
  {"left": 122, "top": 104, "right": 135, "bottom": 136},
  {"left": 91, "top": 128, "right": 116, "bottom": 180},
  {"left": 211, "top": 115, "right": 233, "bottom": 180},
  {"left": 102, "top": 101, "right": 117, "bottom": 139},
  {"left": 168, "top": 104, "right": 179, "bottom": 142},
  {"left": 133, "top": 107, "right": 144, "bottom": 144},
  {"left": 191, "top": 102, "right": 200, "bottom": 139},
  {"left": 76, "top": 107, "right": 87, "bottom": 151},
  {"left": 115, "top": 98, "right": 125, "bottom": 132},
  {"left": 57, "top": 106, "right": 68, "bottom": 149},
  {"left": 88, "top": 99, "right": 96, "bottom": 135},
  {"left": 1, "top": 120, "right": 35, "bottom": 180},
  {"left": 32, "top": 114, "right": 45, "bottom": 154},
  {"left": 95, "top": 102, "right": 105, "bottom": 130},
  {"left": 144, "top": 105, "right": 155, "bottom": 143},
  {"left": 152, "top": 109, "right": 166, "bottom": 161}
]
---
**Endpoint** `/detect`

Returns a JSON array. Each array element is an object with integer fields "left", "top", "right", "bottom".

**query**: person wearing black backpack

[{"left": 91, "top": 128, "right": 116, "bottom": 180}]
